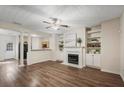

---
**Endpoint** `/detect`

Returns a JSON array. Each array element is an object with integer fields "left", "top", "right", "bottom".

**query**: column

[
  {"left": 28, "top": 34, "right": 31, "bottom": 52},
  {"left": 27, "top": 34, "right": 31, "bottom": 65},
  {"left": 49, "top": 34, "right": 57, "bottom": 61},
  {"left": 15, "top": 35, "right": 19, "bottom": 60},
  {"left": 20, "top": 33, "right": 24, "bottom": 66}
]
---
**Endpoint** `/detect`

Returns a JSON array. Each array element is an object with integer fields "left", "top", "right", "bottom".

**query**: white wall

[
  {"left": 31, "top": 36, "right": 52, "bottom": 50},
  {"left": 120, "top": 12, "right": 124, "bottom": 81},
  {"left": 26, "top": 34, "right": 56, "bottom": 64},
  {"left": 51, "top": 34, "right": 64, "bottom": 61},
  {"left": 31, "top": 37, "right": 41, "bottom": 50},
  {"left": 49, "top": 34, "right": 59, "bottom": 61},
  {"left": 27, "top": 34, "right": 54, "bottom": 64},
  {"left": 49, "top": 34, "right": 57, "bottom": 50},
  {"left": 5, "top": 35, "right": 16, "bottom": 59},
  {"left": 101, "top": 18, "right": 120, "bottom": 74},
  {"left": 0, "top": 35, "right": 6, "bottom": 61},
  {"left": 67, "top": 27, "right": 86, "bottom": 47},
  {"left": 27, "top": 50, "right": 52, "bottom": 65},
  {"left": 0, "top": 34, "right": 17, "bottom": 61}
]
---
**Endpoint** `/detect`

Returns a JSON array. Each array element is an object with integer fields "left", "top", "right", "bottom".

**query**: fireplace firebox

[{"left": 68, "top": 54, "right": 79, "bottom": 64}]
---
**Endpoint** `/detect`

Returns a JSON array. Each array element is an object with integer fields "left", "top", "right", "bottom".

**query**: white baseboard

[
  {"left": 18, "top": 64, "right": 25, "bottom": 67},
  {"left": 120, "top": 73, "right": 124, "bottom": 82},
  {"left": 61, "top": 62, "right": 83, "bottom": 68},
  {"left": 101, "top": 69, "right": 120, "bottom": 75}
]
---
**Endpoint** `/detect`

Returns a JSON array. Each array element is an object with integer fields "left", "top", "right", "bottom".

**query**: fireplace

[
  {"left": 68, "top": 54, "right": 79, "bottom": 64},
  {"left": 63, "top": 47, "right": 84, "bottom": 68}
]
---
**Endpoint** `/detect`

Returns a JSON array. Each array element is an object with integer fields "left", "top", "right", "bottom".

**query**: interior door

[
  {"left": 23, "top": 42, "right": 28, "bottom": 59},
  {"left": 5, "top": 42, "right": 15, "bottom": 59}
]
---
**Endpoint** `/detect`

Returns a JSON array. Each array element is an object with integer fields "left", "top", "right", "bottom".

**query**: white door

[
  {"left": 86, "top": 54, "right": 93, "bottom": 66},
  {"left": 94, "top": 54, "right": 101, "bottom": 67},
  {"left": 5, "top": 42, "right": 15, "bottom": 59},
  {"left": 5, "top": 36, "right": 16, "bottom": 59}
]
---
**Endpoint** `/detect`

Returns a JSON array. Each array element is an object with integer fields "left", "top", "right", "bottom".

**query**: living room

[{"left": 0, "top": 5, "right": 124, "bottom": 87}]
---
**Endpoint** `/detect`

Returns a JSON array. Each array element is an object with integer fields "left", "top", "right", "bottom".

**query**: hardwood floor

[{"left": 0, "top": 60, "right": 124, "bottom": 87}]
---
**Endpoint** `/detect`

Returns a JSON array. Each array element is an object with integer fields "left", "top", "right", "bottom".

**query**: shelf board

[
  {"left": 87, "top": 42, "right": 101, "bottom": 44},
  {"left": 87, "top": 31, "right": 101, "bottom": 34},
  {"left": 87, "top": 47, "right": 101, "bottom": 49},
  {"left": 87, "top": 37, "right": 101, "bottom": 39}
]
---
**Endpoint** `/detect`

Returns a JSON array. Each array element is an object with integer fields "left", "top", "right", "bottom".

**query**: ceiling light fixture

[
  {"left": 31, "top": 34, "right": 39, "bottom": 37},
  {"left": 51, "top": 26, "right": 59, "bottom": 30}
]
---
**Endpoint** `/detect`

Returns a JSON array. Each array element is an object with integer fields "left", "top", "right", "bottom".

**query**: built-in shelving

[
  {"left": 87, "top": 37, "right": 100, "bottom": 39},
  {"left": 58, "top": 34, "right": 64, "bottom": 51},
  {"left": 86, "top": 27, "right": 101, "bottom": 54},
  {"left": 86, "top": 26, "right": 101, "bottom": 69},
  {"left": 87, "top": 30, "right": 101, "bottom": 34}
]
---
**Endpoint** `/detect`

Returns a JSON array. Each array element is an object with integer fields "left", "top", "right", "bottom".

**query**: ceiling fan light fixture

[
  {"left": 43, "top": 17, "right": 70, "bottom": 30},
  {"left": 51, "top": 26, "right": 59, "bottom": 30}
]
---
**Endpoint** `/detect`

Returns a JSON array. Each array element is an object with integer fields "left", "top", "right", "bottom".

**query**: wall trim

[
  {"left": 27, "top": 60, "right": 53, "bottom": 65},
  {"left": 18, "top": 64, "right": 25, "bottom": 67},
  {"left": 101, "top": 69, "right": 120, "bottom": 75},
  {"left": 120, "top": 73, "right": 124, "bottom": 82}
]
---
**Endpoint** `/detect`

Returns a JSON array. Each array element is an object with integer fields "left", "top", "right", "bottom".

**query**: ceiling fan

[{"left": 43, "top": 17, "right": 70, "bottom": 30}]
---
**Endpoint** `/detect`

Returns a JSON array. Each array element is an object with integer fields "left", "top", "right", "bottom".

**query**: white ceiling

[
  {"left": 0, "top": 5, "right": 124, "bottom": 34},
  {"left": 0, "top": 28, "right": 20, "bottom": 36}
]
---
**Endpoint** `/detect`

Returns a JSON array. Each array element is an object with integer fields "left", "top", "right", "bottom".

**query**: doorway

[
  {"left": 0, "top": 35, "right": 17, "bottom": 61},
  {"left": 23, "top": 41, "right": 28, "bottom": 65},
  {"left": 18, "top": 36, "right": 28, "bottom": 65}
]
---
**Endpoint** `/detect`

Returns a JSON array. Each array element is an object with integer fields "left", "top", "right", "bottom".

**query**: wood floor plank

[{"left": 0, "top": 60, "right": 124, "bottom": 87}]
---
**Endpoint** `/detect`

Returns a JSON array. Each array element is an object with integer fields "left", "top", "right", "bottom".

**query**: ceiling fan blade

[
  {"left": 45, "top": 26, "right": 51, "bottom": 29},
  {"left": 60, "top": 25, "right": 70, "bottom": 28},
  {"left": 49, "top": 17, "right": 58, "bottom": 21},
  {"left": 43, "top": 21, "right": 51, "bottom": 24}
]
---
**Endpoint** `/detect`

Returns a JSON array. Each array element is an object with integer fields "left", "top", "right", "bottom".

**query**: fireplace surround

[
  {"left": 68, "top": 54, "right": 79, "bottom": 64},
  {"left": 63, "top": 47, "right": 85, "bottom": 68}
]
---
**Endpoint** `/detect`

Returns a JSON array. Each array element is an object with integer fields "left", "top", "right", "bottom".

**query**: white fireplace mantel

[{"left": 63, "top": 47, "right": 85, "bottom": 68}]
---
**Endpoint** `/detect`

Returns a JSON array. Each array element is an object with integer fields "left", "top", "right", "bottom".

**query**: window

[{"left": 6, "top": 43, "right": 13, "bottom": 51}]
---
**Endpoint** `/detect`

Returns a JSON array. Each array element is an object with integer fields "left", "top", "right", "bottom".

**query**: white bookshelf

[
  {"left": 86, "top": 27, "right": 101, "bottom": 69},
  {"left": 86, "top": 28, "right": 101, "bottom": 54},
  {"left": 58, "top": 34, "right": 64, "bottom": 51}
]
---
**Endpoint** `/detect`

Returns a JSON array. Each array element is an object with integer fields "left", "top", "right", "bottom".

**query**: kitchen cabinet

[{"left": 86, "top": 54, "right": 101, "bottom": 68}]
